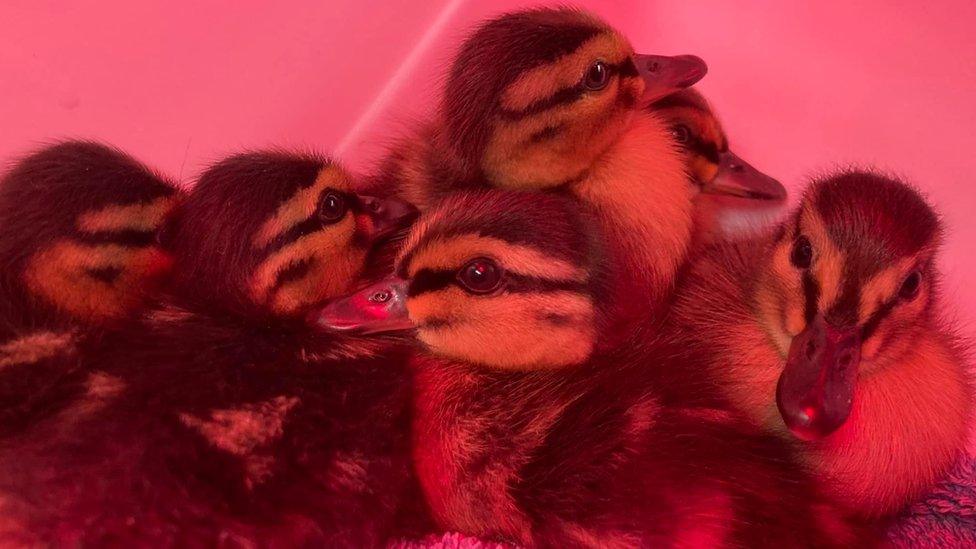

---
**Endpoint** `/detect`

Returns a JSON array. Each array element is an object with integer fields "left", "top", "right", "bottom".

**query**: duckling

[
  {"left": 372, "top": 7, "right": 707, "bottom": 335},
  {"left": 651, "top": 88, "right": 787, "bottom": 244},
  {"left": 312, "top": 190, "right": 874, "bottom": 547},
  {"left": 663, "top": 170, "right": 973, "bottom": 518},
  {"left": 0, "top": 151, "right": 421, "bottom": 546},
  {"left": 0, "top": 140, "right": 180, "bottom": 434}
]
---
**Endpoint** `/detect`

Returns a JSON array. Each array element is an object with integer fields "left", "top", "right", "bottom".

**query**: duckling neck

[
  {"left": 572, "top": 112, "right": 694, "bottom": 337},
  {"left": 801, "top": 328, "right": 973, "bottom": 517}
]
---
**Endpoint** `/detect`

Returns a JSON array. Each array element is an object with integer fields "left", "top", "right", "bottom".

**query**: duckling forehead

[
  {"left": 252, "top": 164, "right": 356, "bottom": 249},
  {"left": 810, "top": 173, "right": 940, "bottom": 263},
  {"left": 499, "top": 31, "right": 633, "bottom": 113},
  {"left": 404, "top": 234, "right": 588, "bottom": 283}
]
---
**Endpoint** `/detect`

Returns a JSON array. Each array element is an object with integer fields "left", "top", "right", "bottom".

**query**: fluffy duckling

[
  {"left": 651, "top": 88, "right": 787, "bottom": 244},
  {"left": 663, "top": 170, "right": 973, "bottom": 518},
  {"left": 0, "top": 141, "right": 180, "bottom": 434},
  {"left": 313, "top": 190, "right": 873, "bottom": 547},
  {"left": 0, "top": 151, "right": 421, "bottom": 546},
  {"left": 374, "top": 7, "right": 707, "bottom": 333}
]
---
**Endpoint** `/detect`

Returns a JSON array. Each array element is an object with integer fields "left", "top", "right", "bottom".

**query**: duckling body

[
  {"left": 314, "top": 190, "right": 874, "bottom": 547},
  {"left": 663, "top": 171, "right": 972, "bottom": 517},
  {"left": 0, "top": 151, "right": 422, "bottom": 545},
  {"left": 0, "top": 141, "right": 180, "bottom": 435}
]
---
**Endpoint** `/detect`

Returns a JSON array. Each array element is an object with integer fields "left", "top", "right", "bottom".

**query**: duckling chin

[
  {"left": 663, "top": 170, "right": 973, "bottom": 518},
  {"left": 0, "top": 151, "right": 424, "bottom": 546},
  {"left": 370, "top": 7, "right": 708, "bottom": 339}
]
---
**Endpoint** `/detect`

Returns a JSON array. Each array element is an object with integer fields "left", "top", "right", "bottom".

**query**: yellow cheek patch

[
  {"left": 250, "top": 217, "right": 364, "bottom": 315},
  {"left": 409, "top": 289, "right": 596, "bottom": 370},
  {"left": 500, "top": 32, "right": 630, "bottom": 112},
  {"left": 252, "top": 165, "right": 355, "bottom": 248},
  {"left": 484, "top": 83, "right": 632, "bottom": 189},
  {"left": 77, "top": 196, "right": 176, "bottom": 233},
  {"left": 407, "top": 235, "right": 587, "bottom": 283},
  {"left": 24, "top": 242, "right": 171, "bottom": 321},
  {"left": 0, "top": 331, "right": 77, "bottom": 369}
]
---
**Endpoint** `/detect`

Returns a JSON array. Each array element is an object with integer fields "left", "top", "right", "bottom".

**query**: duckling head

[
  {"left": 755, "top": 171, "right": 941, "bottom": 440},
  {"left": 168, "top": 151, "right": 416, "bottom": 319},
  {"left": 652, "top": 89, "right": 785, "bottom": 201},
  {"left": 0, "top": 141, "right": 180, "bottom": 328},
  {"left": 310, "top": 190, "right": 608, "bottom": 370},
  {"left": 443, "top": 7, "right": 706, "bottom": 190}
]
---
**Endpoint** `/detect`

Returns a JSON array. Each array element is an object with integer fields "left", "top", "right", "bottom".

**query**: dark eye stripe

[
  {"left": 77, "top": 230, "right": 156, "bottom": 248},
  {"left": 801, "top": 272, "right": 820, "bottom": 325},
  {"left": 498, "top": 61, "right": 629, "bottom": 120},
  {"left": 259, "top": 190, "right": 358, "bottom": 254},
  {"left": 860, "top": 298, "right": 898, "bottom": 341},
  {"left": 408, "top": 268, "right": 588, "bottom": 297},
  {"left": 260, "top": 217, "right": 326, "bottom": 254}
]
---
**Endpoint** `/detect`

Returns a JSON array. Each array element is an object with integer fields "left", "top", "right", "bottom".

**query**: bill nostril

[
  {"left": 647, "top": 61, "right": 661, "bottom": 72},
  {"left": 730, "top": 164, "right": 744, "bottom": 172},
  {"left": 837, "top": 352, "right": 852, "bottom": 370},
  {"left": 806, "top": 340, "right": 817, "bottom": 360}
]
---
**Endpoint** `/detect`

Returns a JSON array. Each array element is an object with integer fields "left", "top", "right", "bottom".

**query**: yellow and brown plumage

[
  {"left": 0, "top": 150, "right": 424, "bottom": 546},
  {"left": 370, "top": 7, "right": 709, "bottom": 342},
  {"left": 0, "top": 140, "right": 181, "bottom": 435},
  {"left": 662, "top": 170, "right": 973, "bottom": 518},
  {"left": 312, "top": 189, "right": 875, "bottom": 547}
]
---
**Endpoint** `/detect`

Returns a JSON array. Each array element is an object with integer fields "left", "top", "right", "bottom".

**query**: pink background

[{"left": 2, "top": 0, "right": 974, "bottom": 335}]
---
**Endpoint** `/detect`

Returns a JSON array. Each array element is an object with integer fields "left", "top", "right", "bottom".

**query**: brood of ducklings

[
  {"left": 663, "top": 170, "right": 972, "bottom": 518},
  {"left": 374, "top": 7, "right": 707, "bottom": 333},
  {"left": 313, "top": 190, "right": 874, "bottom": 547},
  {"left": 651, "top": 88, "right": 787, "bottom": 244},
  {"left": 0, "top": 151, "right": 421, "bottom": 546},
  {"left": 0, "top": 141, "right": 180, "bottom": 434}
]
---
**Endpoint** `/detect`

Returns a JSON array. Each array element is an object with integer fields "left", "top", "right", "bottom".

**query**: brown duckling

[
  {"left": 663, "top": 170, "right": 973, "bottom": 518},
  {"left": 651, "top": 88, "right": 787, "bottom": 244},
  {"left": 0, "top": 151, "right": 422, "bottom": 546},
  {"left": 312, "top": 190, "right": 874, "bottom": 547},
  {"left": 0, "top": 140, "right": 180, "bottom": 434},
  {"left": 373, "top": 7, "right": 707, "bottom": 335}
]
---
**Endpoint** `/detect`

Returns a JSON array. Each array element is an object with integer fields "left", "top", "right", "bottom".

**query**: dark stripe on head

[
  {"left": 860, "top": 298, "right": 897, "bottom": 341},
  {"left": 498, "top": 61, "right": 631, "bottom": 121},
  {"left": 76, "top": 229, "right": 156, "bottom": 248},
  {"left": 269, "top": 257, "right": 316, "bottom": 295},
  {"left": 260, "top": 216, "right": 324, "bottom": 255},
  {"left": 826, "top": 276, "right": 861, "bottom": 327},
  {"left": 811, "top": 171, "right": 940, "bottom": 269},
  {"left": 408, "top": 268, "right": 589, "bottom": 298},
  {"left": 802, "top": 272, "right": 820, "bottom": 325},
  {"left": 399, "top": 191, "right": 591, "bottom": 278}
]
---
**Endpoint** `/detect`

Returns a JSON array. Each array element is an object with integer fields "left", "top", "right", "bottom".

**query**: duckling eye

[
  {"left": 670, "top": 125, "right": 692, "bottom": 145},
  {"left": 898, "top": 271, "right": 922, "bottom": 301},
  {"left": 790, "top": 236, "right": 813, "bottom": 269},
  {"left": 456, "top": 257, "right": 502, "bottom": 295},
  {"left": 318, "top": 192, "right": 348, "bottom": 224},
  {"left": 583, "top": 61, "right": 611, "bottom": 91}
]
